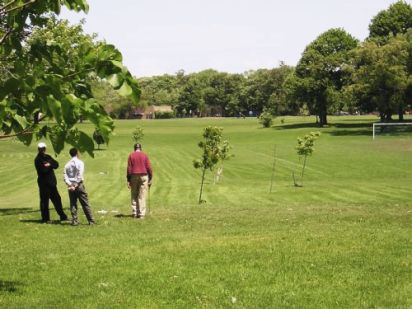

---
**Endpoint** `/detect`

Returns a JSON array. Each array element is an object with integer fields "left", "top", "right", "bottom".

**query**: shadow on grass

[
  {"left": 19, "top": 219, "right": 68, "bottom": 225},
  {"left": 0, "top": 280, "right": 22, "bottom": 293},
  {"left": 0, "top": 208, "right": 37, "bottom": 216},
  {"left": 274, "top": 122, "right": 374, "bottom": 136},
  {"left": 273, "top": 122, "right": 321, "bottom": 130},
  {"left": 114, "top": 214, "right": 134, "bottom": 218}
]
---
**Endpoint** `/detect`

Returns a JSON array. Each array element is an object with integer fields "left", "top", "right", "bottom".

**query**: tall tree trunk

[
  {"left": 385, "top": 113, "right": 392, "bottom": 122},
  {"left": 301, "top": 155, "right": 307, "bottom": 179},
  {"left": 318, "top": 111, "right": 327, "bottom": 127},
  {"left": 399, "top": 106, "right": 404, "bottom": 121},
  {"left": 318, "top": 100, "right": 328, "bottom": 127}
]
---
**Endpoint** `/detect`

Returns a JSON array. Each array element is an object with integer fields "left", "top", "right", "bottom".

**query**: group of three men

[{"left": 34, "top": 142, "right": 153, "bottom": 225}]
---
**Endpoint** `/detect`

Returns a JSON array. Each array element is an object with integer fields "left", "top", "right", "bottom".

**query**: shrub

[
  {"left": 154, "top": 111, "right": 175, "bottom": 119},
  {"left": 259, "top": 111, "right": 273, "bottom": 128}
]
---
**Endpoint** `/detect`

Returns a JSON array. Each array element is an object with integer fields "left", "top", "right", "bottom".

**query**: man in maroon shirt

[{"left": 127, "top": 143, "right": 153, "bottom": 218}]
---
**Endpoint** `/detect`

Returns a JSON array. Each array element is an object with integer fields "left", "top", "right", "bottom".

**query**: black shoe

[{"left": 60, "top": 217, "right": 69, "bottom": 222}]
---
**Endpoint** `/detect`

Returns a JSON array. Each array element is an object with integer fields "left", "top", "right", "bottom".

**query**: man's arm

[
  {"left": 35, "top": 156, "right": 52, "bottom": 174},
  {"left": 77, "top": 160, "right": 85, "bottom": 182},
  {"left": 126, "top": 154, "right": 132, "bottom": 188},
  {"left": 146, "top": 156, "right": 153, "bottom": 185},
  {"left": 48, "top": 156, "right": 59, "bottom": 169},
  {"left": 63, "top": 163, "right": 72, "bottom": 187}
]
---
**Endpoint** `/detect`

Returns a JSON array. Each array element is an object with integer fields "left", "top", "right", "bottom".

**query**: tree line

[
  {"left": 102, "top": 1, "right": 412, "bottom": 127},
  {"left": 1, "top": 1, "right": 412, "bottom": 155}
]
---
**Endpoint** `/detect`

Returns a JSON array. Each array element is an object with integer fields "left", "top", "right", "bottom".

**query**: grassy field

[{"left": 0, "top": 116, "right": 411, "bottom": 308}]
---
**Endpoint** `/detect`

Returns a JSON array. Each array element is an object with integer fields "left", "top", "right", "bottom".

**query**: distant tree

[
  {"left": 93, "top": 129, "right": 105, "bottom": 150},
  {"left": 346, "top": 31, "right": 412, "bottom": 121},
  {"left": 176, "top": 74, "right": 204, "bottom": 117},
  {"left": 369, "top": 1, "right": 412, "bottom": 45},
  {"left": 193, "top": 126, "right": 231, "bottom": 204},
  {"left": 239, "top": 66, "right": 293, "bottom": 116},
  {"left": 138, "top": 74, "right": 181, "bottom": 107},
  {"left": 291, "top": 28, "right": 359, "bottom": 126},
  {"left": 91, "top": 79, "right": 135, "bottom": 119}
]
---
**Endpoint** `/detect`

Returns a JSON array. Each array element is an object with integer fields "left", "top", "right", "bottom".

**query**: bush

[
  {"left": 154, "top": 111, "right": 175, "bottom": 119},
  {"left": 259, "top": 111, "right": 273, "bottom": 128}
]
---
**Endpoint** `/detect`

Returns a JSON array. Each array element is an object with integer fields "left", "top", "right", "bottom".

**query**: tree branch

[
  {"left": 0, "top": 28, "right": 12, "bottom": 45},
  {"left": 63, "top": 67, "right": 95, "bottom": 80},
  {"left": 0, "top": 114, "right": 46, "bottom": 139},
  {"left": 0, "top": 129, "right": 32, "bottom": 139},
  {"left": 0, "top": 0, "right": 17, "bottom": 12},
  {"left": 0, "top": 0, "right": 16, "bottom": 11},
  {"left": 3, "top": 0, "right": 36, "bottom": 14}
]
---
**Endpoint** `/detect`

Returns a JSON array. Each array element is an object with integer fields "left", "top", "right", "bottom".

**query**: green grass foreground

[{"left": 0, "top": 116, "right": 411, "bottom": 308}]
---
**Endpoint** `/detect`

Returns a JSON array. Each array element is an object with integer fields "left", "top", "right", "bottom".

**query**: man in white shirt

[{"left": 63, "top": 148, "right": 95, "bottom": 226}]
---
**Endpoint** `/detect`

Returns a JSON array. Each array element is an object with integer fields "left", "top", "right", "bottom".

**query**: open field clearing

[{"left": 0, "top": 116, "right": 411, "bottom": 308}]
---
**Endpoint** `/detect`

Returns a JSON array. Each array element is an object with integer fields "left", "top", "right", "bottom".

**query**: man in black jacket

[{"left": 34, "top": 142, "right": 68, "bottom": 223}]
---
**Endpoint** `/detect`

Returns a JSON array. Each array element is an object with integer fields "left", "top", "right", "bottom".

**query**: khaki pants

[{"left": 130, "top": 174, "right": 148, "bottom": 217}]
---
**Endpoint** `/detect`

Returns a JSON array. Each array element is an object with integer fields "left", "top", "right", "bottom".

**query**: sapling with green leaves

[
  {"left": 93, "top": 129, "right": 105, "bottom": 150},
  {"left": 193, "top": 126, "right": 232, "bottom": 204},
  {"left": 258, "top": 109, "right": 274, "bottom": 128},
  {"left": 132, "top": 126, "right": 144, "bottom": 144},
  {"left": 293, "top": 131, "right": 321, "bottom": 187}
]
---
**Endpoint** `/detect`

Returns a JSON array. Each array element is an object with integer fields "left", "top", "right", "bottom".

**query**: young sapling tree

[
  {"left": 193, "top": 126, "right": 232, "bottom": 204},
  {"left": 93, "top": 129, "right": 105, "bottom": 150},
  {"left": 132, "top": 126, "right": 144, "bottom": 144},
  {"left": 293, "top": 131, "right": 321, "bottom": 187},
  {"left": 259, "top": 109, "right": 274, "bottom": 128}
]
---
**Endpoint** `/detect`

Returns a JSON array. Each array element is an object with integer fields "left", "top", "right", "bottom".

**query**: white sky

[{"left": 60, "top": 0, "right": 404, "bottom": 77}]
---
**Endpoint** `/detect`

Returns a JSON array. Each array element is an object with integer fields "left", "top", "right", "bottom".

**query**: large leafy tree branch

[{"left": 0, "top": 0, "right": 141, "bottom": 156}]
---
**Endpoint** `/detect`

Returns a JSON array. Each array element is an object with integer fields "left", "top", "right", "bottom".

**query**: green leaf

[
  {"left": 16, "top": 131, "right": 33, "bottom": 146},
  {"left": 107, "top": 74, "right": 123, "bottom": 89},
  {"left": 49, "top": 126, "right": 66, "bottom": 154},
  {"left": 14, "top": 115, "right": 29, "bottom": 129},
  {"left": 4, "top": 78, "right": 20, "bottom": 94},
  {"left": 110, "top": 60, "right": 128, "bottom": 74},
  {"left": 61, "top": 95, "right": 80, "bottom": 127},
  {"left": 47, "top": 96, "right": 63, "bottom": 124},
  {"left": 78, "top": 131, "right": 95, "bottom": 157},
  {"left": 117, "top": 81, "right": 133, "bottom": 97},
  {"left": 0, "top": 101, "right": 6, "bottom": 122}
]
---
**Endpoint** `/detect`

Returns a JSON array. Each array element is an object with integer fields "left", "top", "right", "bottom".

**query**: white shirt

[{"left": 63, "top": 156, "right": 84, "bottom": 186}]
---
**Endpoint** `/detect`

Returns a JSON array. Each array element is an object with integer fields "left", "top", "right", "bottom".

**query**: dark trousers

[
  {"left": 38, "top": 182, "right": 67, "bottom": 221},
  {"left": 69, "top": 183, "right": 95, "bottom": 224}
]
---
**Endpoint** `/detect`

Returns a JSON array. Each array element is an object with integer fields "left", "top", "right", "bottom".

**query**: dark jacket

[{"left": 35, "top": 153, "right": 59, "bottom": 186}]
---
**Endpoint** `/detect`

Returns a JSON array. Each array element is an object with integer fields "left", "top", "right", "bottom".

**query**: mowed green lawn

[{"left": 0, "top": 116, "right": 411, "bottom": 308}]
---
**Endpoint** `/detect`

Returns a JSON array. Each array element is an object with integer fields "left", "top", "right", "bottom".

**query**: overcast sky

[{"left": 61, "top": 0, "right": 402, "bottom": 77}]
